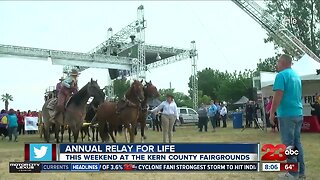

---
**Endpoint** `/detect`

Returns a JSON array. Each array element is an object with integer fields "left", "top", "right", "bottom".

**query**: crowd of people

[
  {"left": 0, "top": 109, "right": 40, "bottom": 142},
  {"left": 197, "top": 101, "right": 228, "bottom": 132}
]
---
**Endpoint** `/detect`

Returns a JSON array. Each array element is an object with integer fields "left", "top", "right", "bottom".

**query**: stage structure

[
  {"left": 232, "top": 0, "right": 320, "bottom": 131},
  {"left": 0, "top": 5, "right": 199, "bottom": 109}
]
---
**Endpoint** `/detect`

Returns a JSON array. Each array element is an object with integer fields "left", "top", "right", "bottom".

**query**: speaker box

[{"left": 109, "top": 69, "right": 119, "bottom": 80}]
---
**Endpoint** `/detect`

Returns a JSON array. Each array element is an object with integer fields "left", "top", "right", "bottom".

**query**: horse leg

[
  {"left": 68, "top": 127, "right": 72, "bottom": 142},
  {"left": 91, "top": 126, "right": 96, "bottom": 142},
  {"left": 44, "top": 123, "right": 50, "bottom": 143},
  {"left": 80, "top": 128, "right": 84, "bottom": 142},
  {"left": 96, "top": 127, "right": 99, "bottom": 142},
  {"left": 55, "top": 123, "right": 60, "bottom": 143},
  {"left": 97, "top": 119, "right": 108, "bottom": 142},
  {"left": 129, "top": 123, "right": 135, "bottom": 143},
  {"left": 134, "top": 125, "right": 138, "bottom": 136},
  {"left": 124, "top": 128, "right": 128, "bottom": 143},
  {"left": 141, "top": 121, "right": 147, "bottom": 143},
  {"left": 90, "top": 126, "right": 94, "bottom": 142},
  {"left": 73, "top": 127, "right": 80, "bottom": 143},
  {"left": 87, "top": 126, "right": 91, "bottom": 142},
  {"left": 60, "top": 125, "right": 65, "bottom": 143},
  {"left": 108, "top": 127, "right": 117, "bottom": 143}
]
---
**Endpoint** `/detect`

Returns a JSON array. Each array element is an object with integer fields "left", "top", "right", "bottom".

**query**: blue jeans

[
  {"left": 8, "top": 126, "right": 18, "bottom": 141},
  {"left": 278, "top": 116, "right": 305, "bottom": 177},
  {"left": 210, "top": 116, "right": 216, "bottom": 129}
]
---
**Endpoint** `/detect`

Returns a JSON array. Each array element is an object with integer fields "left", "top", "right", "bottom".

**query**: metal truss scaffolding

[{"left": 232, "top": 0, "right": 320, "bottom": 62}]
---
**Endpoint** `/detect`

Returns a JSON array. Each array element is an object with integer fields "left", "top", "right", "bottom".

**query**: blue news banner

[{"left": 9, "top": 143, "right": 260, "bottom": 173}]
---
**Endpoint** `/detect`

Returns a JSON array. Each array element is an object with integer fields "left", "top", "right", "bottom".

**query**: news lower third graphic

[
  {"left": 30, "top": 144, "right": 53, "bottom": 161},
  {"left": 11, "top": 143, "right": 263, "bottom": 173},
  {"left": 58, "top": 143, "right": 259, "bottom": 162},
  {"left": 9, "top": 162, "right": 41, "bottom": 173},
  {"left": 25, "top": 143, "right": 57, "bottom": 161},
  {"left": 261, "top": 144, "right": 299, "bottom": 161}
]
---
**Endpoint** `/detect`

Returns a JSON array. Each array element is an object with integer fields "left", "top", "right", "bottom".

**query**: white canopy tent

[{"left": 260, "top": 54, "right": 320, "bottom": 116}]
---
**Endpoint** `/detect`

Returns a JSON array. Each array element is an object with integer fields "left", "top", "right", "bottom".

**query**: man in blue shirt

[
  {"left": 270, "top": 54, "right": 305, "bottom": 179},
  {"left": 207, "top": 101, "right": 217, "bottom": 132}
]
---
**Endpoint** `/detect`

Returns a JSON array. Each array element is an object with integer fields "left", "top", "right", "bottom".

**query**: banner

[{"left": 25, "top": 117, "right": 38, "bottom": 131}]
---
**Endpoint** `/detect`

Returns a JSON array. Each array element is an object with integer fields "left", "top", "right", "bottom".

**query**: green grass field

[{"left": 0, "top": 122, "right": 318, "bottom": 180}]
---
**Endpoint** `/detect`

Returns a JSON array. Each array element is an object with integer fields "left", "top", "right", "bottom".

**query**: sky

[{"left": 0, "top": 1, "right": 277, "bottom": 111}]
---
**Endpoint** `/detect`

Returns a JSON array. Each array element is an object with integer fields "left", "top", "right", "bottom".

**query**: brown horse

[
  {"left": 135, "top": 80, "right": 160, "bottom": 142},
  {"left": 93, "top": 80, "right": 145, "bottom": 143},
  {"left": 42, "top": 79, "right": 104, "bottom": 143}
]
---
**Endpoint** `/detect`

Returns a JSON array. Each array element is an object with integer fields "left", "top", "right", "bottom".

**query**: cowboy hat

[{"left": 70, "top": 69, "right": 80, "bottom": 76}]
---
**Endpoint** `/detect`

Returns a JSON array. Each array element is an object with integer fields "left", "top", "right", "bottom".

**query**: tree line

[{"left": 110, "top": 0, "right": 320, "bottom": 108}]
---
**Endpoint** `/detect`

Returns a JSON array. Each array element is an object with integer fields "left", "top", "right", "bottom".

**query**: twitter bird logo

[
  {"left": 34, "top": 146, "right": 48, "bottom": 159},
  {"left": 30, "top": 144, "right": 53, "bottom": 161}
]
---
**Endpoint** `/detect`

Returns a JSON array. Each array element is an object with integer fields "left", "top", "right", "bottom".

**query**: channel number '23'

[{"left": 261, "top": 144, "right": 287, "bottom": 161}]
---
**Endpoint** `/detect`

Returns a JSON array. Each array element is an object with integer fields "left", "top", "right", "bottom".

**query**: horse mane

[
  {"left": 67, "top": 83, "right": 89, "bottom": 107},
  {"left": 141, "top": 83, "right": 149, "bottom": 106}
]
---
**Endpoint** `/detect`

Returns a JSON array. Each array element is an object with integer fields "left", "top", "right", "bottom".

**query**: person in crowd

[
  {"left": 155, "top": 110, "right": 162, "bottom": 132},
  {"left": 17, "top": 110, "right": 25, "bottom": 135},
  {"left": 265, "top": 96, "right": 273, "bottom": 127},
  {"left": 269, "top": 54, "right": 305, "bottom": 179},
  {"left": 245, "top": 101, "right": 254, "bottom": 127},
  {"left": 254, "top": 102, "right": 261, "bottom": 129},
  {"left": 26, "top": 110, "right": 33, "bottom": 134},
  {"left": 197, "top": 103, "right": 208, "bottom": 132},
  {"left": 0, "top": 110, "right": 8, "bottom": 139},
  {"left": 7, "top": 109, "right": 18, "bottom": 142},
  {"left": 32, "top": 111, "right": 38, "bottom": 134},
  {"left": 215, "top": 101, "right": 221, "bottom": 127},
  {"left": 50, "top": 69, "right": 79, "bottom": 123},
  {"left": 220, "top": 103, "right": 228, "bottom": 128},
  {"left": 266, "top": 97, "right": 279, "bottom": 132},
  {"left": 207, "top": 100, "right": 217, "bottom": 132},
  {"left": 56, "top": 77, "right": 64, "bottom": 97},
  {"left": 310, "top": 100, "right": 320, "bottom": 121},
  {"left": 150, "top": 106, "right": 157, "bottom": 131},
  {"left": 150, "top": 94, "right": 178, "bottom": 143}
]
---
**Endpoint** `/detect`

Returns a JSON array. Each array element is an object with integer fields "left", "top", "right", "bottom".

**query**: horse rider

[
  {"left": 55, "top": 77, "right": 64, "bottom": 97},
  {"left": 49, "top": 69, "right": 80, "bottom": 123}
]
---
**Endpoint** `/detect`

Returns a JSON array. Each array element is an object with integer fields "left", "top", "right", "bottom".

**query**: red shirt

[
  {"left": 17, "top": 114, "right": 24, "bottom": 124},
  {"left": 266, "top": 102, "right": 272, "bottom": 113}
]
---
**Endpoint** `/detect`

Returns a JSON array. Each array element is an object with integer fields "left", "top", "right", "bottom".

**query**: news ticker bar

[
  {"left": 59, "top": 153, "right": 258, "bottom": 162},
  {"left": 262, "top": 163, "right": 299, "bottom": 172},
  {"left": 9, "top": 162, "right": 259, "bottom": 173}
]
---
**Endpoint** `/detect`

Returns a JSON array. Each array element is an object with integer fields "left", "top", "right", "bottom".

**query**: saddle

[{"left": 46, "top": 97, "right": 72, "bottom": 119}]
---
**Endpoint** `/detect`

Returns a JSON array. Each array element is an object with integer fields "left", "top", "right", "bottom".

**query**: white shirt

[
  {"left": 151, "top": 100, "right": 179, "bottom": 119},
  {"left": 220, "top": 106, "right": 227, "bottom": 116}
]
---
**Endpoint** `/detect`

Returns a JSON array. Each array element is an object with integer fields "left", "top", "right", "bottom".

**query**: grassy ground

[{"left": 0, "top": 122, "right": 318, "bottom": 180}]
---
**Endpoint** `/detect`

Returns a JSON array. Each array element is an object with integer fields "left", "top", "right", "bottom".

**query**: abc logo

[{"left": 285, "top": 146, "right": 299, "bottom": 156}]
